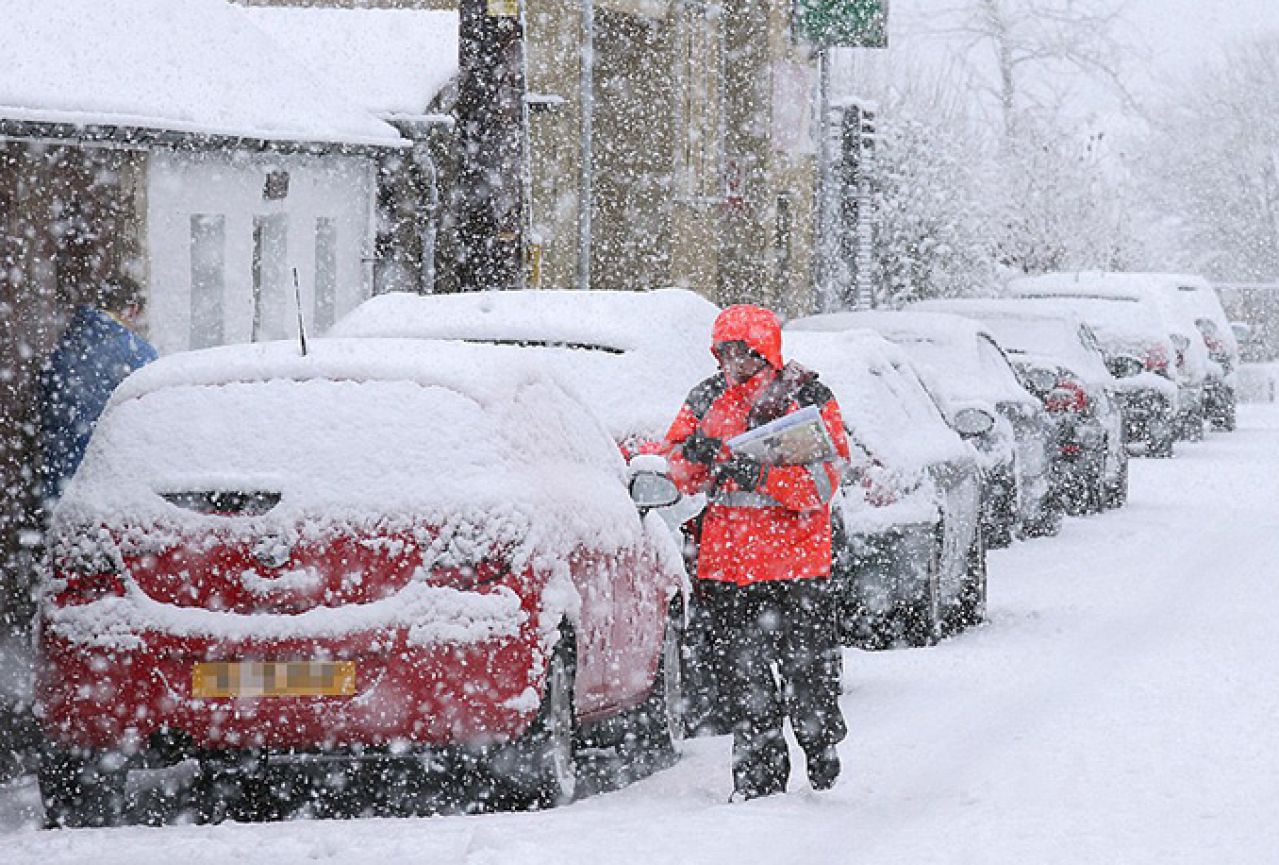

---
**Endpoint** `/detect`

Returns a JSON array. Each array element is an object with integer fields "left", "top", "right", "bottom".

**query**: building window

[
  {"left": 314, "top": 217, "right": 338, "bottom": 331},
  {"left": 189, "top": 214, "right": 226, "bottom": 349},
  {"left": 251, "top": 214, "right": 289, "bottom": 342}
]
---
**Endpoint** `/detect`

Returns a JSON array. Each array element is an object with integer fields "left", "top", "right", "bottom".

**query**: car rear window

[{"left": 64, "top": 376, "right": 623, "bottom": 533}]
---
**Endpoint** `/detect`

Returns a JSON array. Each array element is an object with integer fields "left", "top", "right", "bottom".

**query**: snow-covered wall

[{"left": 146, "top": 150, "right": 377, "bottom": 355}]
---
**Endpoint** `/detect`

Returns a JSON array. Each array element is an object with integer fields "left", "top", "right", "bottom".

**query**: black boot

[{"left": 807, "top": 746, "right": 840, "bottom": 791}]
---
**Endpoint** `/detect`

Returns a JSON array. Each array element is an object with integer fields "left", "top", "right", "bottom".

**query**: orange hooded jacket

[{"left": 664, "top": 305, "right": 850, "bottom": 586}]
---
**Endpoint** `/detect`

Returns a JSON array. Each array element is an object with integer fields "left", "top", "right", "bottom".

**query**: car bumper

[
  {"left": 35, "top": 622, "right": 544, "bottom": 754},
  {"left": 837, "top": 522, "right": 939, "bottom": 618}
]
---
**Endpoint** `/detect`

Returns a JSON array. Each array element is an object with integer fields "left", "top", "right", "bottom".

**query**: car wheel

[
  {"left": 899, "top": 532, "right": 941, "bottom": 647},
  {"left": 1148, "top": 420, "right": 1176, "bottom": 458},
  {"left": 952, "top": 528, "right": 987, "bottom": 633},
  {"left": 981, "top": 490, "right": 1015, "bottom": 549},
  {"left": 634, "top": 598, "right": 685, "bottom": 757},
  {"left": 1185, "top": 407, "right": 1205, "bottom": 441},
  {"left": 490, "top": 630, "right": 577, "bottom": 810},
  {"left": 39, "top": 746, "right": 127, "bottom": 828},
  {"left": 1103, "top": 454, "right": 1129, "bottom": 510},
  {"left": 1086, "top": 459, "right": 1108, "bottom": 514},
  {"left": 1021, "top": 497, "right": 1063, "bottom": 538},
  {"left": 1213, "top": 395, "right": 1237, "bottom": 432}
]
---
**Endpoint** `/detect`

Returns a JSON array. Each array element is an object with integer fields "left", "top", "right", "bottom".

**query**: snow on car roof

[
  {"left": 785, "top": 328, "right": 971, "bottom": 473},
  {"left": 999, "top": 295, "right": 1175, "bottom": 359},
  {"left": 57, "top": 338, "right": 641, "bottom": 563},
  {"left": 909, "top": 299, "right": 1112, "bottom": 384},
  {"left": 112, "top": 337, "right": 544, "bottom": 407},
  {"left": 787, "top": 310, "right": 1034, "bottom": 407},
  {"left": 1009, "top": 271, "right": 1211, "bottom": 296},
  {"left": 329, "top": 289, "right": 722, "bottom": 443},
  {"left": 243, "top": 6, "right": 458, "bottom": 119},
  {"left": 0, "top": 0, "right": 401, "bottom": 146}
]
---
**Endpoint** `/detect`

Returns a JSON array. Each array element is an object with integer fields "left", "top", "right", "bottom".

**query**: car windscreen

[
  {"left": 975, "top": 317, "right": 1109, "bottom": 381},
  {"left": 890, "top": 334, "right": 1027, "bottom": 405}
]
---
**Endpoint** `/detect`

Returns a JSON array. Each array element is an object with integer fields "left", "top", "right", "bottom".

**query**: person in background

[
  {"left": 38, "top": 275, "right": 157, "bottom": 505},
  {"left": 664, "top": 304, "right": 850, "bottom": 800}
]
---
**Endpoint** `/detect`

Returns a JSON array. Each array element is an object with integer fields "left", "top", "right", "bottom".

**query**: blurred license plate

[{"left": 191, "top": 661, "right": 356, "bottom": 698}]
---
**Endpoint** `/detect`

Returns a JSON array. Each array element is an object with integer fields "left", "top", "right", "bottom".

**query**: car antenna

[{"left": 292, "top": 267, "right": 309, "bottom": 357}]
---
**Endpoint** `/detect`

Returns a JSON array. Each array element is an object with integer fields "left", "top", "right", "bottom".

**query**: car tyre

[
  {"left": 1148, "top": 421, "right": 1176, "bottom": 458},
  {"left": 900, "top": 532, "right": 941, "bottom": 647},
  {"left": 39, "top": 746, "right": 127, "bottom": 828},
  {"left": 1103, "top": 454, "right": 1129, "bottom": 510},
  {"left": 641, "top": 597, "right": 686, "bottom": 755},
  {"left": 489, "top": 630, "right": 577, "bottom": 810},
  {"left": 951, "top": 528, "right": 987, "bottom": 633},
  {"left": 1211, "top": 394, "right": 1237, "bottom": 432}
]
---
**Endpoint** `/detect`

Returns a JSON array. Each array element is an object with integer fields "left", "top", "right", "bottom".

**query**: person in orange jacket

[{"left": 665, "top": 304, "right": 850, "bottom": 800}]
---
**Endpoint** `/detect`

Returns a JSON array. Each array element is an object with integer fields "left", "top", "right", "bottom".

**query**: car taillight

[
  {"left": 52, "top": 569, "right": 126, "bottom": 605},
  {"left": 424, "top": 558, "right": 508, "bottom": 590},
  {"left": 1045, "top": 381, "right": 1088, "bottom": 414},
  {"left": 1144, "top": 344, "right": 1169, "bottom": 375}
]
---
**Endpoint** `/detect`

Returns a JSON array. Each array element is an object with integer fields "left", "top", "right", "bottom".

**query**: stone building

[{"left": 243, "top": 0, "right": 822, "bottom": 313}]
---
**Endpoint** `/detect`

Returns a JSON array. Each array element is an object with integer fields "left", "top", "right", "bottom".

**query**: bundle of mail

[{"left": 726, "top": 405, "right": 838, "bottom": 466}]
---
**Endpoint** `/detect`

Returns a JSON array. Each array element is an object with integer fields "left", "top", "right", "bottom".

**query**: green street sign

[{"left": 795, "top": 0, "right": 888, "bottom": 48}]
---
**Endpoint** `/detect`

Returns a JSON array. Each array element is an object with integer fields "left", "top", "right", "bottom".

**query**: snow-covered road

[{"left": 5, "top": 406, "right": 1278, "bottom": 864}]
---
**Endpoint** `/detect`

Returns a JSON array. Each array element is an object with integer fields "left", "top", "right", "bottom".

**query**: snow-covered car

[
  {"left": 993, "top": 294, "right": 1182, "bottom": 458},
  {"left": 1008, "top": 273, "right": 1213, "bottom": 442},
  {"left": 35, "top": 339, "right": 685, "bottom": 826},
  {"left": 786, "top": 329, "right": 986, "bottom": 646},
  {"left": 911, "top": 299, "right": 1129, "bottom": 512},
  {"left": 331, "top": 288, "right": 718, "bottom": 728},
  {"left": 1132, "top": 273, "right": 1239, "bottom": 431},
  {"left": 1009, "top": 354, "right": 1120, "bottom": 514},
  {"left": 329, "top": 288, "right": 720, "bottom": 457},
  {"left": 789, "top": 310, "right": 1061, "bottom": 547}
]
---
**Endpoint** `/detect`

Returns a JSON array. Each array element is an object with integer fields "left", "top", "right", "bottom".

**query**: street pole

[
  {"left": 578, "top": 0, "right": 594, "bottom": 292},
  {"left": 815, "top": 47, "right": 843, "bottom": 312},
  {"left": 456, "top": 0, "right": 525, "bottom": 291}
]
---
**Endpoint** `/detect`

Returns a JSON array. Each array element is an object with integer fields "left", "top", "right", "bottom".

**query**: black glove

[
  {"left": 716, "top": 454, "right": 765, "bottom": 491},
  {"left": 681, "top": 429, "right": 723, "bottom": 466}
]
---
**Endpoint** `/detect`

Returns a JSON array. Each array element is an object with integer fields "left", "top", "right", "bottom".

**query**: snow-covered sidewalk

[{"left": 5, "top": 406, "right": 1278, "bottom": 864}]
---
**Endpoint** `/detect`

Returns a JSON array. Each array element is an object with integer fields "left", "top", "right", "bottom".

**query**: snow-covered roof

[
  {"left": 243, "top": 5, "right": 459, "bottom": 119},
  {"left": 329, "top": 289, "right": 722, "bottom": 444},
  {"left": 787, "top": 310, "right": 1035, "bottom": 408},
  {"left": 0, "top": 0, "right": 403, "bottom": 147}
]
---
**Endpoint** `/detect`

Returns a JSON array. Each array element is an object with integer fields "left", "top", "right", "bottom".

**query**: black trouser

[{"left": 698, "top": 578, "right": 847, "bottom": 798}]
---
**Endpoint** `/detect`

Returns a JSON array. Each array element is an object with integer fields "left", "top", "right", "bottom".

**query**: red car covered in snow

[{"left": 35, "top": 339, "right": 684, "bottom": 825}]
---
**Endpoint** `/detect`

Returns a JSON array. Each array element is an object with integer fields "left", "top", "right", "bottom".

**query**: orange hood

[{"left": 711, "top": 304, "right": 784, "bottom": 369}]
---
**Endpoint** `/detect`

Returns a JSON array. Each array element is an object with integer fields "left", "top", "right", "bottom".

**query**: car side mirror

[
  {"left": 1105, "top": 354, "right": 1144, "bottom": 379},
  {"left": 627, "top": 453, "right": 681, "bottom": 510},
  {"left": 951, "top": 407, "right": 996, "bottom": 438}
]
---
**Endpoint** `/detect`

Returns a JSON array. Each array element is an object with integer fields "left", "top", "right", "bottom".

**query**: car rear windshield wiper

[
  {"left": 160, "top": 490, "right": 282, "bottom": 516},
  {"left": 460, "top": 338, "right": 624, "bottom": 354}
]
